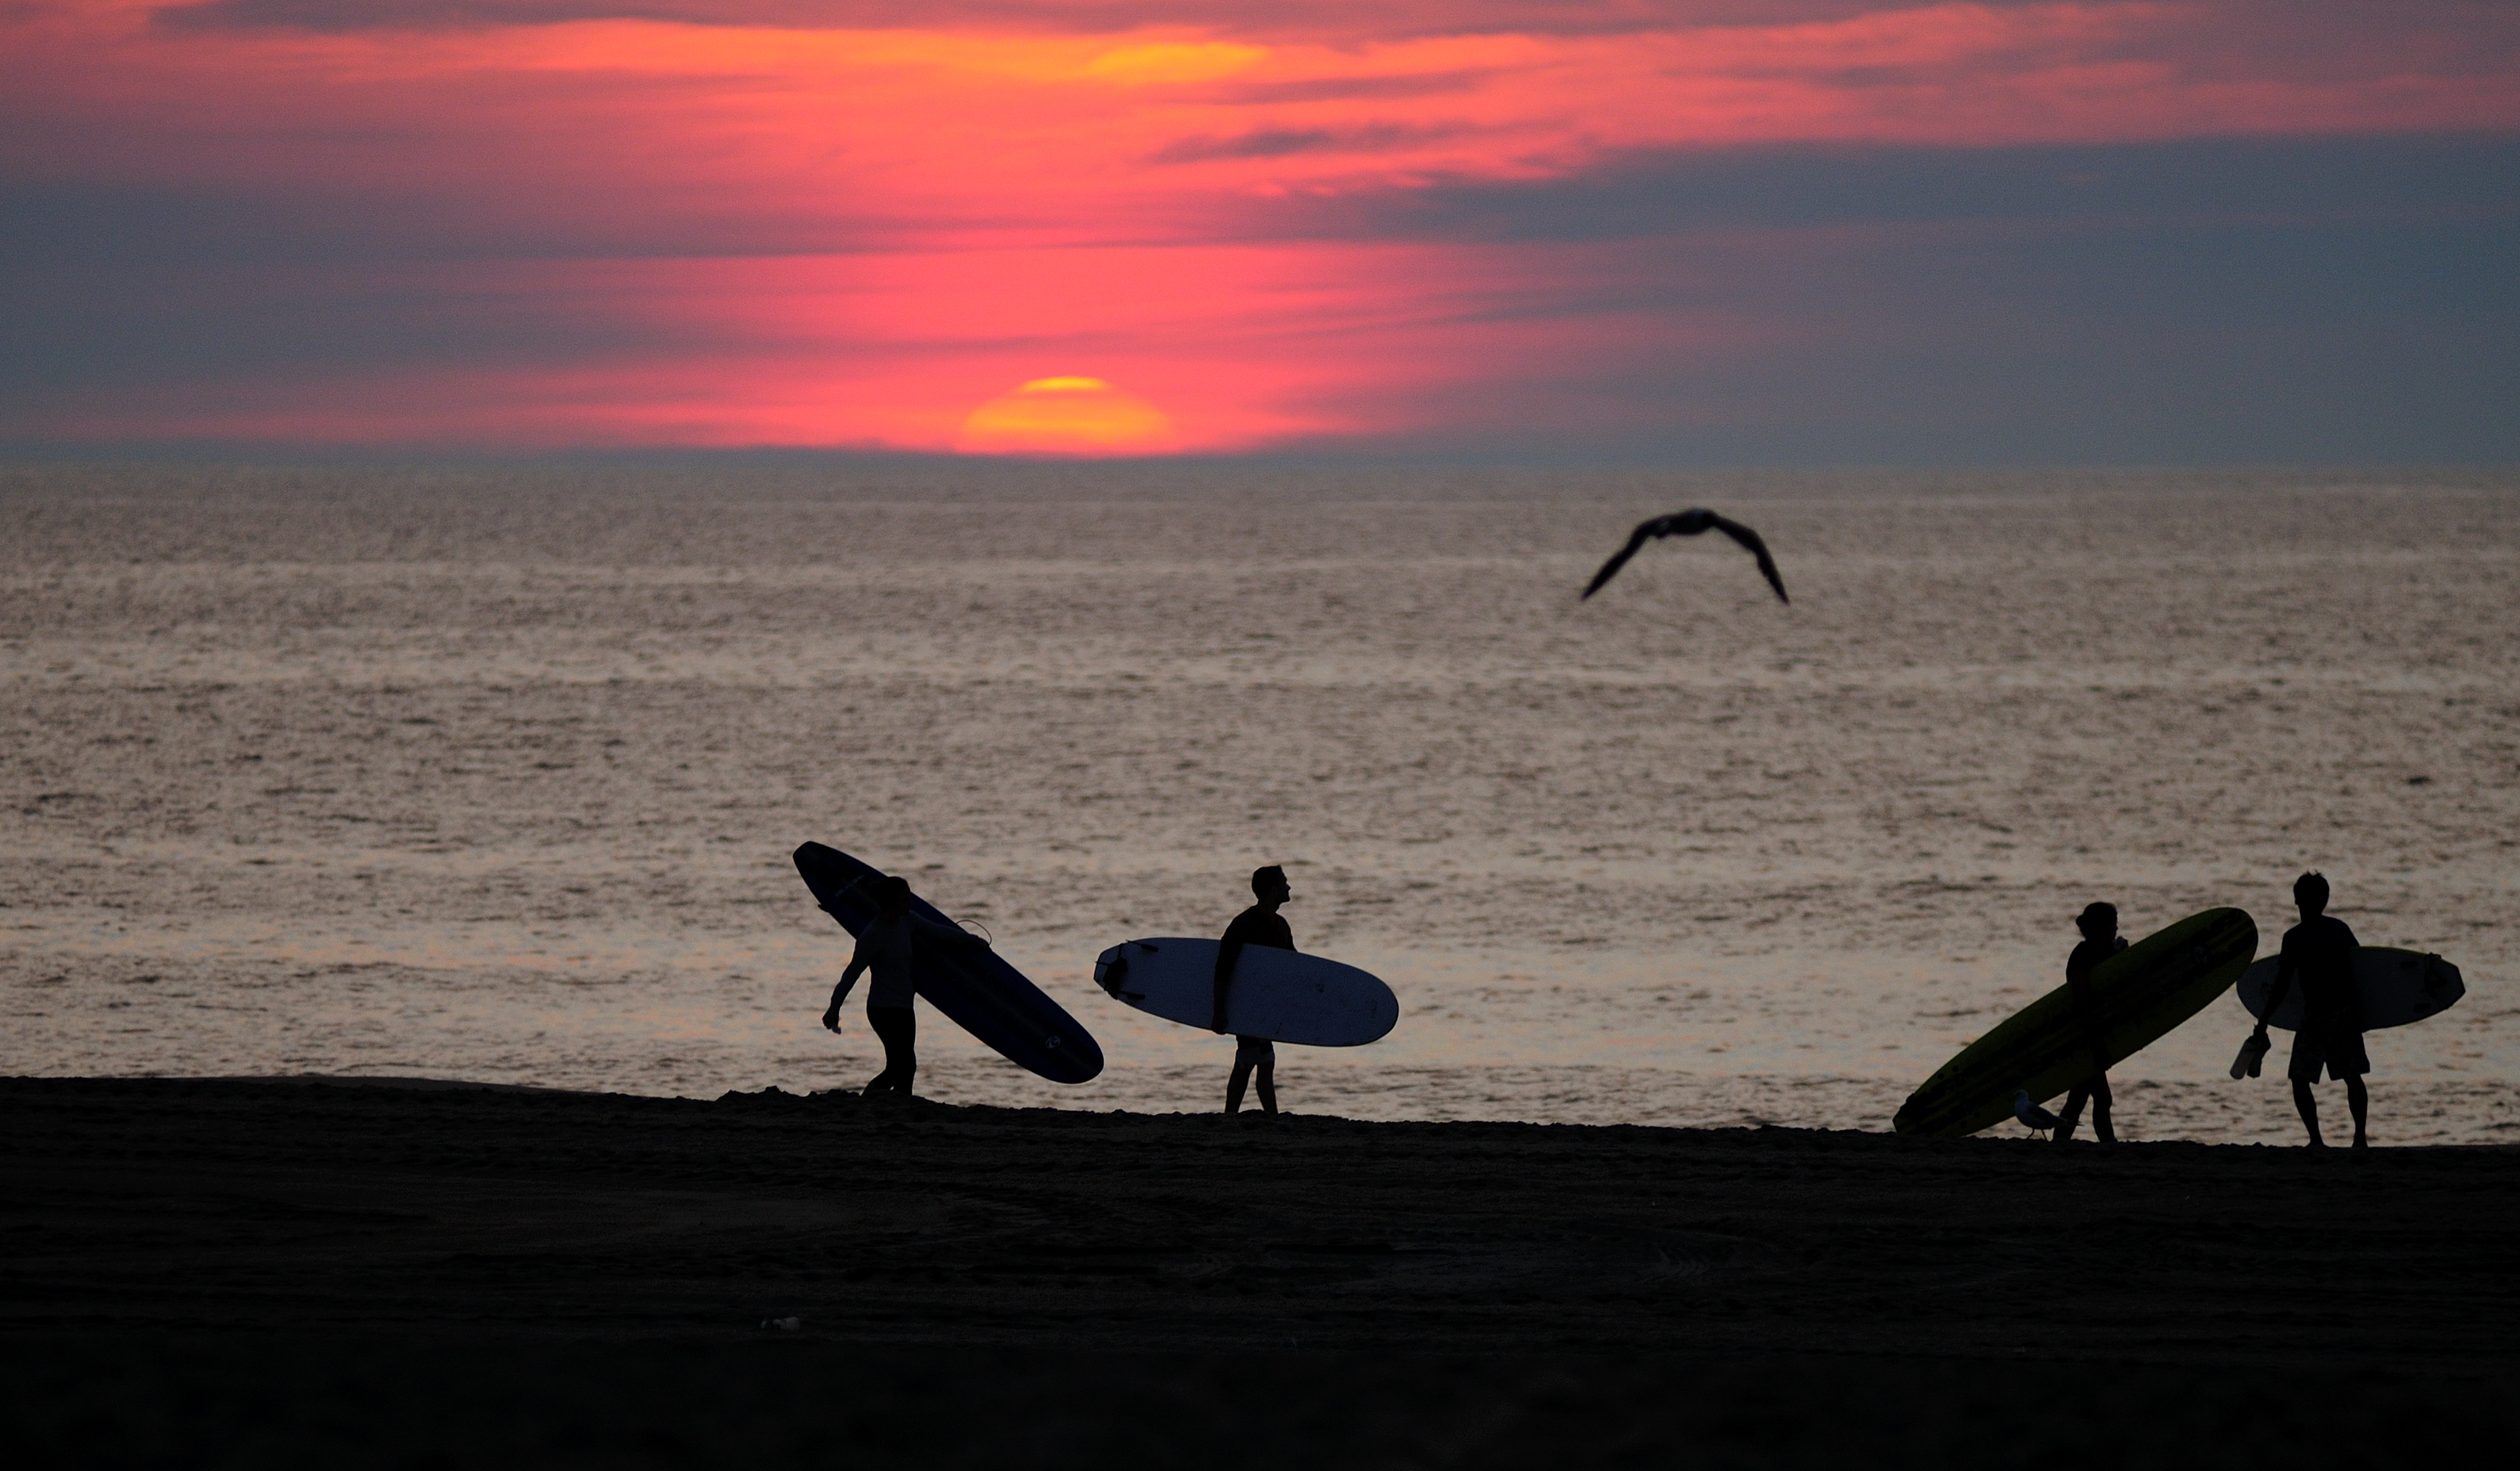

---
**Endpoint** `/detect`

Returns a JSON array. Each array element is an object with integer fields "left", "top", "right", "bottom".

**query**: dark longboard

[
  {"left": 792, "top": 842, "right": 1102, "bottom": 1084},
  {"left": 1893, "top": 907, "right": 2257, "bottom": 1137}
]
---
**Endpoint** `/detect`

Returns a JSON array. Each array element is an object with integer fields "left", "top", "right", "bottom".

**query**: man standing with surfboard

[
  {"left": 1212, "top": 866, "right": 1295, "bottom": 1116},
  {"left": 2252, "top": 873, "right": 2369, "bottom": 1148}
]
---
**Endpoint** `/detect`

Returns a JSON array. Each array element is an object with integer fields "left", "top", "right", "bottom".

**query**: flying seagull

[
  {"left": 2013, "top": 1089, "right": 2063, "bottom": 1140},
  {"left": 1580, "top": 508, "right": 1789, "bottom": 604}
]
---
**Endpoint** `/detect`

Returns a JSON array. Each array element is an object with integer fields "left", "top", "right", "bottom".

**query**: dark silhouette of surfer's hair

[
  {"left": 2295, "top": 872, "right": 2329, "bottom": 913},
  {"left": 1251, "top": 865, "right": 1287, "bottom": 898},
  {"left": 872, "top": 875, "right": 912, "bottom": 909},
  {"left": 1580, "top": 508, "right": 1789, "bottom": 604},
  {"left": 2075, "top": 902, "right": 2117, "bottom": 938}
]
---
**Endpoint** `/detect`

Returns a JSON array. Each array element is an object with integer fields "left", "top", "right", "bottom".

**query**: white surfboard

[
  {"left": 1092, "top": 938, "right": 1399, "bottom": 1046},
  {"left": 2237, "top": 946, "right": 2464, "bottom": 1031}
]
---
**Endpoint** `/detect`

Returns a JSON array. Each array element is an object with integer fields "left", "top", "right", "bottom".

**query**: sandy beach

[{"left": 6, "top": 1075, "right": 2516, "bottom": 1463}]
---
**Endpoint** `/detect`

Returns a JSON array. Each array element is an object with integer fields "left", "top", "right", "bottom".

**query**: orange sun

[{"left": 955, "top": 378, "right": 1177, "bottom": 455}]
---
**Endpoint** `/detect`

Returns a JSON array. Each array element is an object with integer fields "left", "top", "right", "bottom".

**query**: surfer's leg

[
  {"left": 867, "top": 1006, "right": 916, "bottom": 1096},
  {"left": 2291, "top": 1079, "right": 2324, "bottom": 1147},
  {"left": 2089, "top": 1075, "right": 2116, "bottom": 1143},
  {"left": 2055, "top": 1085, "right": 2088, "bottom": 1142},
  {"left": 2329, "top": 1030, "right": 2371, "bottom": 1147},
  {"left": 1255, "top": 1042, "right": 1277, "bottom": 1116},
  {"left": 1227, "top": 1037, "right": 1270, "bottom": 1114},
  {"left": 862, "top": 999, "right": 891, "bottom": 1093},
  {"left": 2288, "top": 1033, "right": 2328, "bottom": 1145}
]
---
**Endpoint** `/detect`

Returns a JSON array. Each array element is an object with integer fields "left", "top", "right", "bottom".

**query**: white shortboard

[
  {"left": 2237, "top": 946, "right": 2465, "bottom": 1031},
  {"left": 1092, "top": 938, "right": 1399, "bottom": 1046}
]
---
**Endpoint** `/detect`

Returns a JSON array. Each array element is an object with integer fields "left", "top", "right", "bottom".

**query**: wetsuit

[
  {"left": 2274, "top": 915, "right": 2364, "bottom": 1082},
  {"left": 2055, "top": 934, "right": 2125, "bottom": 1142},
  {"left": 836, "top": 912, "right": 971, "bottom": 1095},
  {"left": 1213, "top": 904, "right": 1294, "bottom": 1063}
]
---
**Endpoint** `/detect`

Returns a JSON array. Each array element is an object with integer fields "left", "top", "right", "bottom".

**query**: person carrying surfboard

[
  {"left": 2054, "top": 902, "right": 2127, "bottom": 1143},
  {"left": 2252, "top": 872, "right": 2368, "bottom": 1148},
  {"left": 821, "top": 875, "right": 989, "bottom": 1098},
  {"left": 1212, "top": 865, "right": 1295, "bottom": 1116}
]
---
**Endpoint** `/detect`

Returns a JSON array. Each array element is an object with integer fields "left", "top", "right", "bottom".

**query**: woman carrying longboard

[
  {"left": 793, "top": 842, "right": 1105, "bottom": 1087},
  {"left": 1892, "top": 907, "right": 2257, "bottom": 1138},
  {"left": 2055, "top": 903, "right": 2129, "bottom": 1143},
  {"left": 823, "top": 875, "right": 990, "bottom": 1097}
]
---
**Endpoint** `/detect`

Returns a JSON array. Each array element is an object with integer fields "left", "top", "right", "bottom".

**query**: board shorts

[
  {"left": 2289, "top": 1026, "right": 2369, "bottom": 1083},
  {"left": 1233, "top": 1035, "right": 1274, "bottom": 1063}
]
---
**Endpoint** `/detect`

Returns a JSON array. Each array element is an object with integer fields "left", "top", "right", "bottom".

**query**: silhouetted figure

[
  {"left": 2055, "top": 902, "right": 2125, "bottom": 1143},
  {"left": 1581, "top": 508, "right": 1790, "bottom": 604},
  {"left": 823, "top": 875, "right": 988, "bottom": 1097},
  {"left": 1211, "top": 864, "right": 1294, "bottom": 1116},
  {"left": 2255, "top": 872, "right": 2368, "bottom": 1147}
]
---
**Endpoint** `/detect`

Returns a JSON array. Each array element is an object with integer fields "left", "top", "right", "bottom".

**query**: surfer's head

[
  {"left": 1251, "top": 865, "right": 1290, "bottom": 905},
  {"left": 2075, "top": 902, "right": 2117, "bottom": 942},
  {"left": 2294, "top": 871, "right": 2329, "bottom": 916},
  {"left": 872, "top": 875, "right": 912, "bottom": 916}
]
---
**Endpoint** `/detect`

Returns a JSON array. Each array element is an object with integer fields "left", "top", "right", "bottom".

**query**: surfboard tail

[{"left": 1092, "top": 945, "right": 1158, "bottom": 1004}]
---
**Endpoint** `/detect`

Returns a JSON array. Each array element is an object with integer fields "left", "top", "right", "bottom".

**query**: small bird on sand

[
  {"left": 2013, "top": 1089, "right": 2063, "bottom": 1140},
  {"left": 1580, "top": 508, "right": 1790, "bottom": 604}
]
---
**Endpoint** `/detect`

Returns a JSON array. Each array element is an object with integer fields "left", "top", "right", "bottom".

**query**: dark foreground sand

[{"left": 5, "top": 1076, "right": 2516, "bottom": 1466}]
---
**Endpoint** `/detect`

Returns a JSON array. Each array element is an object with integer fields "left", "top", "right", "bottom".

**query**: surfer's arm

[
  {"left": 2259, "top": 950, "right": 2297, "bottom": 1037},
  {"left": 1211, "top": 938, "right": 1243, "bottom": 1034},
  {"left": 825, "top": 957, "right": 865, "bottom": 1030}
]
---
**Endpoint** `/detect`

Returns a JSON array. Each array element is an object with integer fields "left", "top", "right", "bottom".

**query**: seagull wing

[
  {"left": 1708, "top": 514, "right": 1789, "bottom": 604},
  {"left": 1579, "top": 521, "right": 1661, "bottom": 600}
]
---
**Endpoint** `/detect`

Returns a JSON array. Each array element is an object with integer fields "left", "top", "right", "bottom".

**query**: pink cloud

[{"left": 5, "top": 0, "right": 2516, "bottom": 450}]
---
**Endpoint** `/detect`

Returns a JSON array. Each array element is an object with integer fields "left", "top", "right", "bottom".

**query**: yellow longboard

[{"left": 1892, "top": 907, "right": 2257, "bottom": 1137}]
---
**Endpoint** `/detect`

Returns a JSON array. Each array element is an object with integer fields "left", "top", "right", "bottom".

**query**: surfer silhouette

[
  {"left": 2255, "top": 872, "right": 2367, "bottom": 1147},
  {"left": 2055, "top": 902, "right": 2126, "bottom": 1143},
  {"left": 823, "top": 875, "right": 988, "bottom": 1098},
  {"left": 1212, "top": 865, "right": 1294, "bottom": 1116}
]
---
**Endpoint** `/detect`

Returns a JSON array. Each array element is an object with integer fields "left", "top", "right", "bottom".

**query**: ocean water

[{"left": 4, "top": 463, "right": 2515, "bottom": 1144}]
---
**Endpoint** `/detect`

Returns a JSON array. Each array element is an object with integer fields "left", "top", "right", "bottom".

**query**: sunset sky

[{"left": 3, "top": 1, "right": 2514, "bottom": 459}]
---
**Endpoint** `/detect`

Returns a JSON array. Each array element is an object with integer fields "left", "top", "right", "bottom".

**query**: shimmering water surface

[{"left": 5, "top": 463, "right": 2515, "bottom": 1142}]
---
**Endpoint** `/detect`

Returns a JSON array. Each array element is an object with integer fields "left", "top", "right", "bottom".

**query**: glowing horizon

[
  {"left": 958, "top": 378, "right": 1178, "bottom": 455},
  {"left": 3, "top": 1, "right": 2516, "bottom": 459}
]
